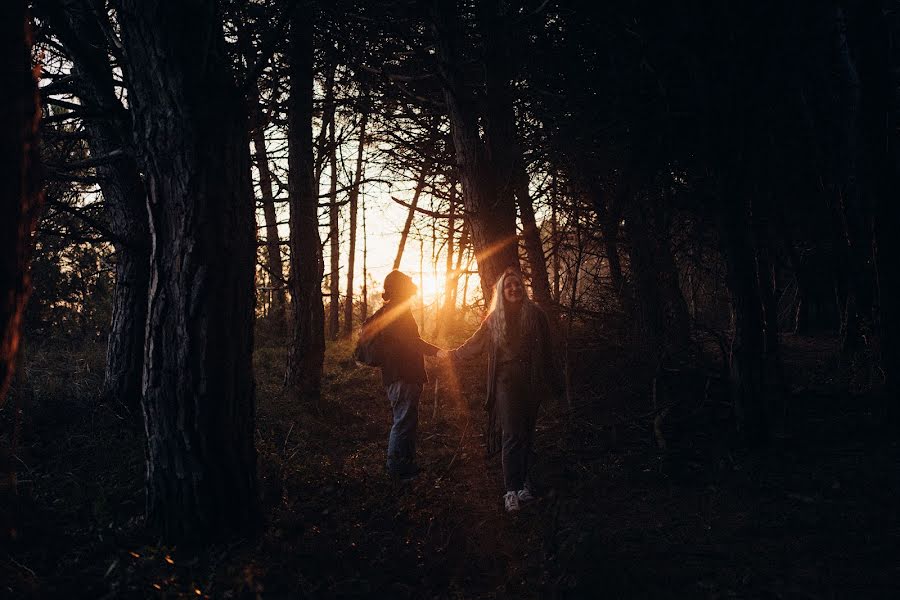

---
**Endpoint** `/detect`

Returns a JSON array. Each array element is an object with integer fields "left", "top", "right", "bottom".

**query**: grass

[{"left": 3, "top": 325, "right": 899, "bottom": 598}]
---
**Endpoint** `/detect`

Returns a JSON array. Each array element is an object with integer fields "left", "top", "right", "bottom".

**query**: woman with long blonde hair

[{"left": 438, "top": 268, "right": 561, "bottom": 512}]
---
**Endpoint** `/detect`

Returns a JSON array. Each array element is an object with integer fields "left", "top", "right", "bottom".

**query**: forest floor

[{"left": 3, "top": 322, "right": 899, "bottom": 599}]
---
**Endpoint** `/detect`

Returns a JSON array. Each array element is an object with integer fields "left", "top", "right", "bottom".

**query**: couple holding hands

[{"left": 357, "top": 267, "right": 561, "bottom": 513}]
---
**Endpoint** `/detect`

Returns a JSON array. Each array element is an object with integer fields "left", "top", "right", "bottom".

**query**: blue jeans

[{"left": 385, "top": 380, "right": 423, "bottom": 475}]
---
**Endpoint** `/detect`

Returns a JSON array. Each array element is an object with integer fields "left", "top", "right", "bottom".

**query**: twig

[
  {"left": 8, "top": 555, "right": 37, "bottom": 579},
  {"left": 283, "top": 422, "right": 295, "bottom": 454},
  {"left": 443, "top": 416, "right": 470, "bottom": 475}
]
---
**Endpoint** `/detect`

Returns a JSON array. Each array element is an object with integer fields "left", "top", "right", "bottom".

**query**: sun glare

[{"left": 417, "top": 271, "right": 442, "bottom": 305}]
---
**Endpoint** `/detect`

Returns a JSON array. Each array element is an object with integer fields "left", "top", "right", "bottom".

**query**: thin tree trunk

[
  {"left": 1, "top": 1, "right": 41, "bottom": 403},
  {"left": 360, "top": 187, "right": 368, "bottom": 322},
  {"left": 419, "top": 237, "right": 426, "bottom": 325},
  {"left": 515, "top": 162, "right": 552, "bottom": 306},
  {"left": 239, "top": 30, "right": 287, "bottom": 326},
  {"left": 847, "top": 2, "right": 900, "bottom": 406},
  {"left": 343, "top": 102, "right": 368, "bottom": 337},
  {"left": 551, "top": 175, "right": 560, "bottom": 302},
  {"left": 285, "top": 8, "right": 325, "bottom": 401},
  {"left": 597, "top": 193, "right": 626, "bottom": 306},
  {"left": 118, "top": 0, "right": 258, "bottom": 540},
  {"left": 252, "top": 114, "right": 287, "bottom": 323},
  {"left": 325, "top": 64, "right": 340, "bottom": 340},
  {"left": 436, "top": 187, "right": 458, "bottom": 336},
  {"left": 393, "top": 160, "right": 431, "bottom": 270},
  {"left": 41, "top": 0, "right": 151, "bottom": 410}
]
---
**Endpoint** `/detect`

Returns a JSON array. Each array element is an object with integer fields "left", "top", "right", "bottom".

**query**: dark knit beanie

[{"left": 383, "top": 270, "right": 417, "bottom": 301}]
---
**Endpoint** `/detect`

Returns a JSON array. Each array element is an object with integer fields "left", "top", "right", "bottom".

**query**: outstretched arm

[
  {"left": 417, "top": 336, "right": 441, "bottom": 356},
  {"left": 448, "top": 318, "right": 491, "bottom": 361}
]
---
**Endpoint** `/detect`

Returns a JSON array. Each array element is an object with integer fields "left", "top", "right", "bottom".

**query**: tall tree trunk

[
  {"left": 118, "top": 0, "right": 258, "bottom": 540},
  {"left": 285, "top": 9, "right": 325, "bottom": 401},
  {"left": 360, "top": 187, "right": 368, "bottom": 322},
  {"left": 621, "top": 183, "right": 690, "bottom": 354},
  {"left": 393, "top": 160, "right": 431, "bottom": 270},
  {"left": 849, "top": 2, "right": 900, "bottom": 406},
  {"left": 1, "top": 1, "right": 41, "bottom": 403},
  {"left": 436, "top": 187, "right": 458, "bottom": 336},
  {"left": 252, "top": 122, "right": 287, "bottom": 323},
  {"left": 432, "top": 0, "right": 519, "bottom": 301},
  {"left": 550, "top": 176, "right": 560, "bottom": 303},
  {"left": 343, "top": 101, "right": 368, "bottom": 337},
  {"left": 718, "top": 191, "right": 784, "bottom": 444},
  {"left": 325, "top": 63, "right": 340, "bottom": 340},
  {"left": 239, "top": 28, "right": 287, "bottom": 326},
  {"left": 597, "top": 193, "right": 626, "bottom": 307},
  {"left": 873, "top": 5, "right": 900, "bottom": 406},
  {"left": 515, "top": 162, "right": 553, "bottom": 306},
  {"left": 40, "top": 0, "right": 151, "bottom": 410}
]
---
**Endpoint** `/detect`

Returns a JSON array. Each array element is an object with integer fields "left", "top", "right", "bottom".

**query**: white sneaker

[
  {"left": 517, "top": 487, "right": 536, "bottom": 504},
  {"left": 503, "top": 491, "right": 520, "bottom": 513}
]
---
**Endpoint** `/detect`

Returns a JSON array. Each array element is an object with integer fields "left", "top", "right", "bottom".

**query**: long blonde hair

[{"left": 487, "top": 268, "right": 540, "bottom": 349}]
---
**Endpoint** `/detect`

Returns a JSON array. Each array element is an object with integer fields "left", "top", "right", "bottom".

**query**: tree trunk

[
  {"left": 393, "top": 160, "right": 431, "bottom": 270},
  {"left": 718, "top": 192, "right": 783, "bottom": 444},
  {"left": 515, "top": 162, "right": 553, "bottom": 306},
  {"left": 118, "top": 0, "right": 258, "bottom": 540},
  {"left": 360, "top": 187, "right": 369, "bottom": 323},
  {"left": 41, "top": 0, "right": 151, "bottom": 410},
  {"left": 0, "top": 1, "right": 41, "bottom": 403},
  {"left": 848, "top": 2, "right": 900, "bottom": 405},
  {"left": 238, "top": 27, "right": 288, "bottom": 326},
  {"left": 550, "top": 176, "right": 561, "bottom": 302},
  {"left": 432, "top": 0, "right": 520, "bottom": 301},
  {"left": 600, "top": 198, "right": 626, "bottom": 306},
  {"left": 325, "top": 63, "right": 340, "bottom": 340},
  {"left": 285, "top": 9, "right": 325, "bottom": 401},
  {"left": 436, "top": 187, "right": 458, "bottom": 336},
  {"left": 251, "top": 107, "right": 287, "bottom": 324},
  {"left": 343, "top": 101, "right": 368, "bottom": 337},
  {"left": 621, "top": 184, "right": 690, "bottom": 354}
]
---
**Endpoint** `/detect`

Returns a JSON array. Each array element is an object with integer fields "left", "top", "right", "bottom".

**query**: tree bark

[
  {"left": 1, "top": 1, "right": 42, "bottom": 404},
  {"left": 249, "top": 98, "right": 287, "bottom": 324},
  {"left": 239, "top": 28, "right": 287, "bottom": 325},
  {"left": 118, "top": 0, "right": 258, "bottom": 540},
  {"left": 343, "top": 101, "right": 368, "bottom": 337},
  {"left": 718, "top": 191, "right": 784, "bottom": 444},
  {"left": 43, "top": 0, "right": 151, "bottom": 410},
  {"left": 432, "top": 0, "right": 520, "bottom": 302},
  {"left": 285, "top": 9, "right": 325, "bottom": 401},
  {"left": 597, "top": 193, "right": 626, "bottom": 306},
  {"left": 325, "top": 63, "right": 340, "bottom": 340},
  {"left": 436, "top": 187, "right": 458, "bottom": 335},
  {"left": 360, "top": 185, "right": 368, "bottom": 323},
  {"left": 515, "top": 162, "right": 553, "bottom": 306},
  {"left": 620, "top": 182, "right": 690, "bottom": 354},
  {"left": 848, "top": 2, "right": 900, "bottom": 405}
]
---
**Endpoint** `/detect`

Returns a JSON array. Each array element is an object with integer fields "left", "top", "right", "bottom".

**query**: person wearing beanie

[{"left": 358, "top": 270, "right": 441, "bottom": 479}]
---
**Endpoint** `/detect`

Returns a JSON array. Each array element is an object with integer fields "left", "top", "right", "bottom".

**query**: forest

[{"left": 2, "top": 0, "right": 899, "bottom": 597}]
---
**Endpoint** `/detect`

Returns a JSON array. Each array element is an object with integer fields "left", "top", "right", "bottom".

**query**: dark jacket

[
  {"left": 450, "top": 305, "right": 562, "bottom": 454},
  {"left": 370, "top": 303, "right": 439, "bottom": 386}
]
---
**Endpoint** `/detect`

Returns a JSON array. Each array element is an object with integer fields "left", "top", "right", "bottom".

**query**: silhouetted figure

[
  {"left": 358, "top": 270, "right": 440, "bottom": 479},
  {"left": 439, "top": 268, "right": 561, "bottom": 512}
]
